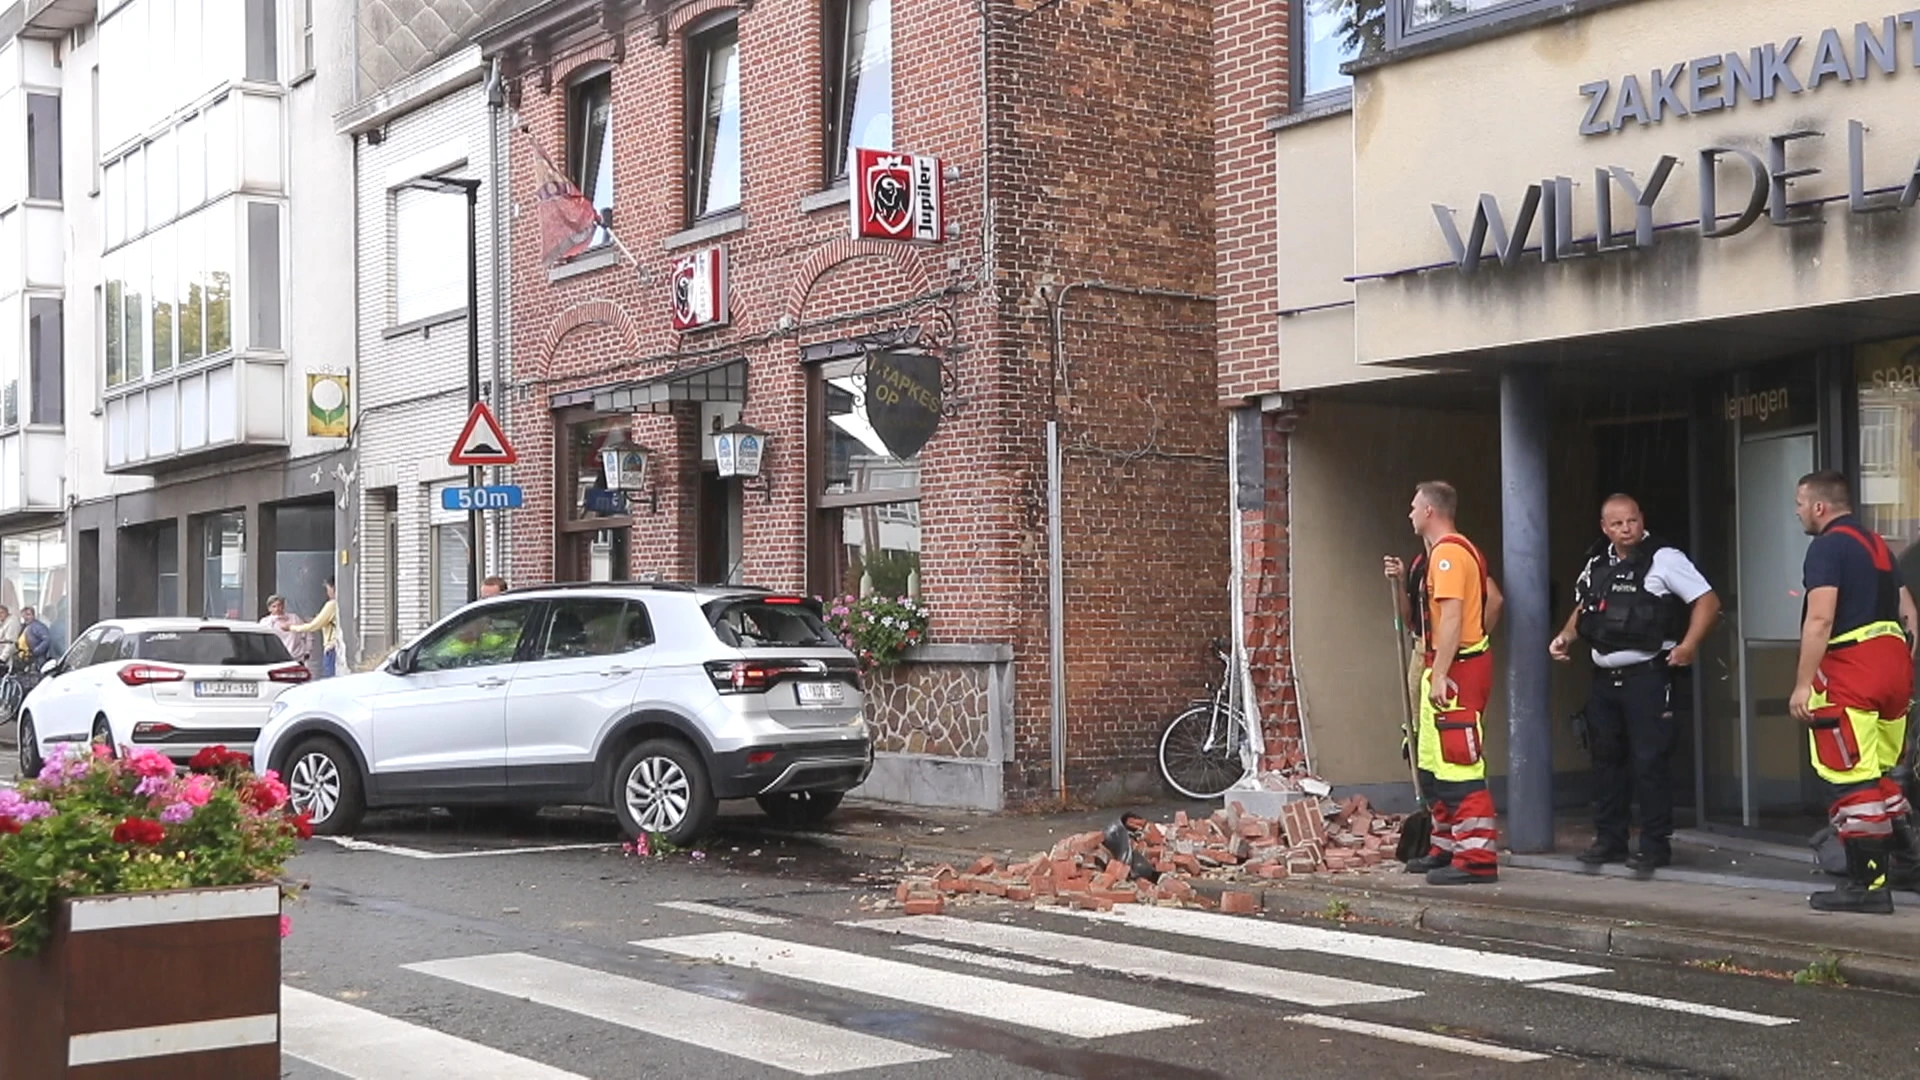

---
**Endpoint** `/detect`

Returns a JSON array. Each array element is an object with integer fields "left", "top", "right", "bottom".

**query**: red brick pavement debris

[{"left": 885, "top": 797, "right": 1409, "bottom": 921}]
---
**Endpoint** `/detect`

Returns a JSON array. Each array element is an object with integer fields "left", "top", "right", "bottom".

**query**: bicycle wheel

[{"left": 1158, "top": 704, "right": 1251, "bottom": 799}]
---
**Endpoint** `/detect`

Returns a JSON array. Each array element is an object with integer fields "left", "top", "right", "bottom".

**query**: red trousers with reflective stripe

[{"left": 1425, "top": 775, "right": 1498, "bottom": 876}]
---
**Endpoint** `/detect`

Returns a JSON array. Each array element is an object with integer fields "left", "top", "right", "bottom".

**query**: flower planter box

[{"left": 0, "top": 884, "right": 281, "bottom": 1079}]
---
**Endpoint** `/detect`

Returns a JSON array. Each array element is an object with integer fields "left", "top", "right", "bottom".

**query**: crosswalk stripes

[
  {"left": 633, "top": 930, "right": 1199, "bottom": 1037},
  {"left": 404, "top": 951, "right": 947, "bottom": 1075},
  {"left": 280, "top": 901, "right": 1802, "bottom": 1077},
  {"left": 281, "top": 985, "right": 591, "bottom": 1079},
  {"left": 1038, "top": 902, "right": 1609, "bottom": 981},
  {"left": 844, "top": 914, "right": 1423, "bottom": 1007}
]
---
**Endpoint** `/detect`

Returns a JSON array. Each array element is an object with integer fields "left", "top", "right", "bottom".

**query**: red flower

[
  {"left": 0, "top": 817, "right": 20, "bottom": 835},
  {"left": 111, "top": 818, "right": 166, "bottom": 845},
  {"left": 289, "top": 810, "right": 314, "bottom": 840},
  {"left": 189, "top": 746, "right": 249, "bottom": 772}
]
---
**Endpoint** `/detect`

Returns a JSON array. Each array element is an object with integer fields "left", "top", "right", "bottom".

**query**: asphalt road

[{"left": 271, "top": 807, "right": 1920, "bottom": 1080}]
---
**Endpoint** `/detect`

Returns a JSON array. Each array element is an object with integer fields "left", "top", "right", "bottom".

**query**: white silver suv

[{"left": 252, "top": 584, "right": 871, "bottom": 844}]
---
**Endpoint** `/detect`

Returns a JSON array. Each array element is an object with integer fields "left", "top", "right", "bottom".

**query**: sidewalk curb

[{"left": 781, "top": 827, "right": 1920, "bottom": 996}]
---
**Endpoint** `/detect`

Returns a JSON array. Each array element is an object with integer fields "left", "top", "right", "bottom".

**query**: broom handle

[{"left": 1392, "top": 577, "right": 1426, "bottom": 804}]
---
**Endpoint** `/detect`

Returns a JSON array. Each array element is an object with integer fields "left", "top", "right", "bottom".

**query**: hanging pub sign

[
  {"left": 864, "top": 350, "right": 943, "bottom": 460},
  {"left": 851, "top": 149, "right": 944, "bottom": 243},
  {"left": 670, "top": 246, "right": 729, "bottom": 331}
]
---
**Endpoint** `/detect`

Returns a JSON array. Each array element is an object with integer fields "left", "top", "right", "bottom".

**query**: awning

[{"left": 551, "top": 357, "right": 748, "bottom": 413}]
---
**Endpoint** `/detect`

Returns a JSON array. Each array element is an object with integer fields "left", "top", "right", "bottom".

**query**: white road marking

[
  {"left": 281, "top": 984, "right": 589, "bottom": 1079},
  {"left": 318, "top": 836, "right": 616, "bottom": 860},
  {"left": 846, "top": 915, "right": 1419, "bottom": 1007},
  {"left": 893, "top": 943, "right": 1071, "bottom": 976},
  {"left": 406, "top": 951, "right": 944, "bottom": 1075},
  {"left": 657, "top": 900, "right": 789, "bottom": 925},
  {"left": 635, "top": 931, "right": 1196, "bottom": 1038},
  {"left": 1042, "top": 903, "right": 1609, "bottom": 982},
  {"left": 1533, "top": 981, "right": 1798, "bottom": 1027},
  {"left": 1284, "top": 1014, "right": 1550, "bottom": 1062}
]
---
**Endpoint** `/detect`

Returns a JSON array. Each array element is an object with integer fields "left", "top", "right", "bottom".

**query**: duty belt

[{"left": 1595, "top": 655, "right": 1666, "bottom": 682}]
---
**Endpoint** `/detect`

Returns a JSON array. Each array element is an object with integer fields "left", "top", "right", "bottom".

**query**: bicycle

[
  {"left": 0, "top": 655, "right": 40, "bottom": 752},
  {"left": 1156, "top": 639, "right": 1253, "bottom": 799}
]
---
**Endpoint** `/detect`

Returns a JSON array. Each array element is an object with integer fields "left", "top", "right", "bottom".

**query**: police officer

[
  {"left": 1789, "top": 471, "right": 1919, "bottom": 914},
  {"left": 1550, "top": 494, "right": 1720, "bottom": 873}
]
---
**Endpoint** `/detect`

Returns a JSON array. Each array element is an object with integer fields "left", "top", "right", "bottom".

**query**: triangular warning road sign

[{"left": 450, "top": 402, "right": 517, "bottom": 466}]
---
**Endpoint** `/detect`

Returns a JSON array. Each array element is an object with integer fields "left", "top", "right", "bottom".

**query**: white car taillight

[{"left": 268, "top": 664, "right": 312, "bottom": 684}]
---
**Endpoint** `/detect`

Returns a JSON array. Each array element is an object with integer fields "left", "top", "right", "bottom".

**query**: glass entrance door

[{"left": 1732, "top": 432, "right": 1816, "bottom": 830}]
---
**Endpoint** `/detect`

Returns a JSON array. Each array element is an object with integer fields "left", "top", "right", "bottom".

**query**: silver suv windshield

[{"left": 704, "top": 598, "right": 839, "bottom": 649}]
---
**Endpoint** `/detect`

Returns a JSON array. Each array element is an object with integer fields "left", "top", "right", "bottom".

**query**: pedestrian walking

[
  {"left": 1789, "top": 471, "right": 1920, "bottom": 914},
  {"left": 1400, "top": 481, "right": 1505, "bottom": 885},
  {"left": 18, "top": 606, "right": 54, "bottom": 670},
  {"left": 294, "top": 578, "right": 342, "bottom": 678},
  {"left": 1551, "top": 494, "right": 1720, "bottom": 873}
]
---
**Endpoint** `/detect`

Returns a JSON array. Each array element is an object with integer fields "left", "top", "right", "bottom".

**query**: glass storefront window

[
  {"left": 271, "top": 501, "right": 332, "bottom": 627},
  {"left": 813, "top": 359, "right": 922, "bottom": 599},
  {"left": 1, "top": 529, "right": 69, "bottom": 651},
  {"left": 200, "top": 511, "right": 245, "bottom": 619},
  {"left": 1855, "top": 337, "right": 1920, "bottom": 580}
]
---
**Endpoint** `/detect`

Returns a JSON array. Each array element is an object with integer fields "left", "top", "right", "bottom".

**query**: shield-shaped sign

[
  {"left": 862, "top": 153, "right": 914, "bottom": 237},
  {"left": 864, "top": 350, "right": 943, "bottom": 460}
]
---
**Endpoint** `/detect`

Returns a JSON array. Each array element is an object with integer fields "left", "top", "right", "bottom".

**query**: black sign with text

[{"left": 865, "top": 350, "right": 943, "bottom": 460}]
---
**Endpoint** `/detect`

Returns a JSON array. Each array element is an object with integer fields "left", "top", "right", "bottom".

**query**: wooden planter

[{"left": 0, "top": 884, "right": 281, "bottom": 1078}]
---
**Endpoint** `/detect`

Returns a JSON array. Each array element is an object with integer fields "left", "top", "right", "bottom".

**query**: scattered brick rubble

[{"left": 885, "top": 794, "right": 1405, "bottom": 917}]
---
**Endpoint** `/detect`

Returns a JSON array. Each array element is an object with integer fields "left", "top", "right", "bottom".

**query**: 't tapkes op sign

[{"left": 1431, "top": 11, "right": 1920, "bottom": 274}]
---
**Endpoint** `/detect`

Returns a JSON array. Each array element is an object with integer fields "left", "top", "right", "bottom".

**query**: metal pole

[
  {"left": 1047, "top": 420, "right": 1067, "bottom": 800},
  {"left": 465, "top": 182, "right": 482, "bottom": 604},
  {"left": 1500, "top": 365, "right": 1554, "bottom": 853}
]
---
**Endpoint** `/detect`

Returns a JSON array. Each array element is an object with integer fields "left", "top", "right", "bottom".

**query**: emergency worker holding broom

[
  {"left": 1788, "top": 471, "right": 1920, "bottom": 914},
  {"left": 1389, "top": 481, "right": 1505, "bottom": 885}
]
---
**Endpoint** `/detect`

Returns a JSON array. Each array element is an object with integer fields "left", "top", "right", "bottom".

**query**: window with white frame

[
  {"left": 298, "top": 0, "right": 315, "bottom": 77},
  {"left": 429, "top": 483, "right": 473, "bottom": 620},
  {"left": 566, "top": 73, "right": 613, "bottom": 247},
  {"left": 28, "top": 297, "right": 63, "bottom": 426},
  {"left": 824, "top": 0, "right": 891, "bottom": 182},
  {"left": 390, "top": 185, "right": 468, "bottom": 325},
  {"left": 104, "top": 203, "right": 233, "bottom": 389},
  {"left": 687, "top": 19, "right": 742, "bottom": 221},
  {"left": 26, "top": 94, "right": 62, "bottom": 201}
]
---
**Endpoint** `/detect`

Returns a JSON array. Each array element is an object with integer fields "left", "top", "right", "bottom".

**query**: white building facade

[
  {"left": 336, "top": 46, "right": 506, "bottom": 662},
  {"left": 3, "top": 0, "right": 362, "bottom": 649}
]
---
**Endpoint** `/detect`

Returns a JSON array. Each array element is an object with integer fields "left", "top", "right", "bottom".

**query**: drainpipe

[
  {"left": 485, "top": 57, "right": 508, "bottom": 579},
  {"left": 1500, "top": 365, "right": 1553, "bottom": 853}
]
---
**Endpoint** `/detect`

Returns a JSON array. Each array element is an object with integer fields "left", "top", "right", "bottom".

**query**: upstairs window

[
  {"left": 1298, "top": 1, "right": 1381, "bottom": 105},
  {"left": 26, "top": 94, "right": 61, "bottom": 201},
  {"left": 567, "top": 72, "right": 613, "bottom": 248},
  {"left": 687, "top": 20, "right": 742, "bottom": 220},
  {"left": 391, "top": 184, "right": 466, "bottom": 324},
  {"left": 824, "top": 0, "right": 892, "bottom": 182},
  {"left": 298, "top": 0, "right": 315, "bottom": 78}
]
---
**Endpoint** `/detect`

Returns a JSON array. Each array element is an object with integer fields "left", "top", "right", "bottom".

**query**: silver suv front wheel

[{"left": 613, "top": 739, "right": 716, "bottom": 847}]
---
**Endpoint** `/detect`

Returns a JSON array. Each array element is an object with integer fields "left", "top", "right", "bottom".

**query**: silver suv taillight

[{"left": 704, "top": 659, "right": 861, "bottom": 694}]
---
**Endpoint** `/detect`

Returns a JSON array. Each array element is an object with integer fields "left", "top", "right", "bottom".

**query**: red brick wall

[{"left": 491, "top": 0, "right": 1223, "bottom": 805}]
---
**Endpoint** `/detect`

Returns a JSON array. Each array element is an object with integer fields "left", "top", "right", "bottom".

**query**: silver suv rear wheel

[{"left": 613, "top": 738, "right": 715, "bottom": 846}]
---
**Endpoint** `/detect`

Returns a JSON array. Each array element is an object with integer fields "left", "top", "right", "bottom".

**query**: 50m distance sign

[{"left": 441, "top": 485, "right": 524, "bottom": 512}]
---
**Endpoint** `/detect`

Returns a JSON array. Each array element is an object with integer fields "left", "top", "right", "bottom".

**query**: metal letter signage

[
  {"left": 670, "top": 246, "right": 729, "bottom": 331},
  {"left": 851, "top": 149, "right": 945, "bottom": 243},
  {"left": 864, "top": 350, "right": 942, "bottom": 460}
]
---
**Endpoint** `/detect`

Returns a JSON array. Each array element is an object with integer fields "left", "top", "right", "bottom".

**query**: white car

[{"left": 17, "top": 618, "right": 313, "bottom": 777}]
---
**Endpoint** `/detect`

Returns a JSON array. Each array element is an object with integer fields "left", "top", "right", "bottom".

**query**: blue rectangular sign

[
  {"left": 581, "top": 488, "right": 628, "bottom": 515},
  {"left": 441, "top": 485, "right": 523, "bottom": 512}
]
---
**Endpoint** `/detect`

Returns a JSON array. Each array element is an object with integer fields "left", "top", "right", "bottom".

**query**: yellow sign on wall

[{"left": 307, "top": 373, "right": 350, "bottom": 438}]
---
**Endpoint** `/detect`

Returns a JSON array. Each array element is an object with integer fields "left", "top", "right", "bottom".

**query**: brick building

[{"left": 472, "top": 0, "right": 1223, "bottom": 807}]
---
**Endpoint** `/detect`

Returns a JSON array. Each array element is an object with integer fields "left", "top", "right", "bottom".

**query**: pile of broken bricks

[{"left": 891, "top": 794, "right": 1405, "bottom": 916}]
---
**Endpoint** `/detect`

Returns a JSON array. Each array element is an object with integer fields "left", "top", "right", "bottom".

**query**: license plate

[
  {"left": 194, "top": 681, "right": 257, "bottom": 698},
  {"left": 796, "top": 682, "right": 844, "bottom": 706}
]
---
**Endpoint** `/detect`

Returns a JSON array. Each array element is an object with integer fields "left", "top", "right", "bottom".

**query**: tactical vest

[{"left": 1574, "top": 537, "right": 1688, "bottom": 655}]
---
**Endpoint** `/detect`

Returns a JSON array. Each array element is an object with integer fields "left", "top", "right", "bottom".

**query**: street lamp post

[{"left": 402, "top": 174, "right": 486, "bottom": 603}]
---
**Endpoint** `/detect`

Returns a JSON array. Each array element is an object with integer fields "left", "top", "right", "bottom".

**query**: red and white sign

[
  {"left": 449, "top": 402, "right": 517, "bottom": 466},
  {"left": 851, "top": 149, "right": 944, "bottom": 243},
  {"left": 670, "top": 246, "right": 730, "bottom": 331}
]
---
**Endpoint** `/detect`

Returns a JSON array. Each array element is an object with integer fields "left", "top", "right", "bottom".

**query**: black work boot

[
  {"left": 1404, "top": 851, "right": 1451, "bottom": 874},
  {"left": 1575, "top": 842, "right": 1628, "bottom": 866},
  {"left": 1809, "top": 838, "right": 1896, "bottom": 914}
]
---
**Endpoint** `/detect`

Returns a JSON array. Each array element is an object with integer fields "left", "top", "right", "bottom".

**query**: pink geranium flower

[{"left": 180, "top": 774, "right": 217, "bottom": 807}]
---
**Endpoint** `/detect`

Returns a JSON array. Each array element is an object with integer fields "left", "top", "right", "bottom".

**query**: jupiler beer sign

[{"left": 1432, "top": 11, "right": 1920, "bottom": 274}]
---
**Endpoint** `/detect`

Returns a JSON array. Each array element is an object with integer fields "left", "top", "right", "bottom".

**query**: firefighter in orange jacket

[
  {"left": 1397, "top": 481, "right": 1505, "bottom": 885},
  {"left": 1789, "top": 471, "right": 1920, "bottom": 914}
]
